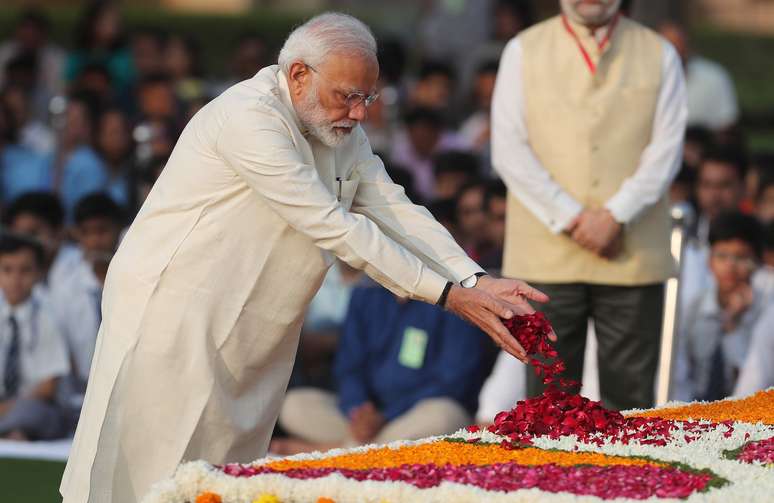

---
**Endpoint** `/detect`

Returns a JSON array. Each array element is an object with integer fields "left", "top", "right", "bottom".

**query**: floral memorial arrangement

[{"left": 143, "top": 313, "right": 774, "bottom": 503}]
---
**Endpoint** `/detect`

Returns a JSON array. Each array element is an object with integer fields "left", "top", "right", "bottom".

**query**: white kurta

[{"left": 61, "top": 65, "right": 483, "bottom": 503}]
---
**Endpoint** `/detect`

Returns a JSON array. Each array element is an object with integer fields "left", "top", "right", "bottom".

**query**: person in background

[
  {"left": 408, "top": 60, "right": 456, "bottom": 114},
  {"left": 137, "top": 153, "right": 168, "bottom": 205},
  {"left": 744, "top": 153, "right": 774, "bottom": 211},
  {"left": 70, "top": 63, "right": 116, "bottom": 110},
  {"left": 46, "top": 92, "right": 108, "bottom": 219},
  {"left": 0, "top": 98, "right": 49, "bottom": 205},
  {"left": 273, "top": 281, "right": 493, "bottom": 455},
  {"left": 65, "top": 0, "right": 135, "bottom": 96},
  {"left": 670, "top": 163, "right": 697, "bottom": 206},
  {"left": 2, "top": 192, "right": 82, "bottom": 292},
  {"left": 680, "top": 146, "right": 748, "bottom": 309},
  {"left": 0, "top": 8, "right": 66, "bottom": 122},
  {"left": 659, "top": 21, "right": 739, "bottom": 132},
  {"left": 130, "top": 28, "right": 166, "bottom": 83},
  {"left": 432, "top": 150, "right": 478, "bottom": 200},
  {"left": 391, "top": 107, "right": 467, "bottom": 201},
  {"left": 96, "top": 107, "right": 137, "bottom": 214},
  {"left": 753, "top": 165, "right": 774, "bottom": 224},
  {"left": 459, "top": 61, "right": 498, "bottom": 160},
  {"left": 492, "top": 0, "right": 687, "bottom": 410},
  {"left": 733, "top": 304, "right": 774, "bottom": 398},
  {"left": 165, "top": 35, "right": 206, "bottom": 104},
  {"left": 457, "top": 0, "right": 534, "bottom": 119},
  {"left": 1, "top": 83, "right": 55, "bottom": 155},
  {"left": 674, "top": 211, "right": 765, "bottom": 402},
  {"left": 682, "top": 125, "right": 712, "bottom": 172},
  {"left": 360, "top": 79, "right": 398, "bottom": 156},
  {"left": 210, "top": 32, "right": 270, "bottom": 96},
  {"left": 478, "top": 179, "right": 507, "bottom": 272},
  {"left": 426, "top": 198, "right": 459, "bottom": 238},
  {"left": 134, "top": 73, "right": 179, "bottom": 126},
  {"left": 232, "top": 33, "right": 271, "bottom": 82},
  {"left": 291, "top": 259, "right": 363, "bottom": 390},
  {"left": 455, "top": 181, "right": 488, "bottom": 260},
  {"left": 51, "top": 193, "right": 124, "bottom": 430},
  {"left": 752, "top": 221, "right": 774, "bottom": 303},
  {"left": 0, "top": 233, "right": 69, "bottom": 440}
]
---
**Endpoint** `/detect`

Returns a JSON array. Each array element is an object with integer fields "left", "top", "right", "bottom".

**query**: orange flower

[
  {"left": 317, "top": 498, "right": 335, "bottom": 503},
  {"left": 195, "top": 492, "right": 222, "bottom": 503},
  {"left": 630, "top": 390, "right": 774, "bottom": 424},
  {"left": 262, "top": 441, "right": 663, "bottom": 472}
]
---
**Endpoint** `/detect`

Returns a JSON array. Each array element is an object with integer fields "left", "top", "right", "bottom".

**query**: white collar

[{"left": 0, "top": 295, "right": 36, "bottom": 323}]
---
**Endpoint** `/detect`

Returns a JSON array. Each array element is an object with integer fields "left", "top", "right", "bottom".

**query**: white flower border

[{"left": 141, "top": 390, "right": 774, "bottom": 503}]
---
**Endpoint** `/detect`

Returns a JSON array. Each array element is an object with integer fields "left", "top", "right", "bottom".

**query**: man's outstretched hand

[{"left": 445, "top": 277, "right": 553, "bottom": 363}]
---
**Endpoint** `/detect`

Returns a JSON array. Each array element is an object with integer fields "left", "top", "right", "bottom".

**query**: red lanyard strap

[{"left": 561, "top": 13, "right": 621, "bottom": 75}]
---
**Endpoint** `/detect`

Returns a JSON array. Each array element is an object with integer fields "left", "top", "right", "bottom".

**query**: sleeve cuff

[
  {"left": 548, "top": 198, "right": 584, "bottom": 234},
  {"left": 605, "top": 195, "right": 637, "bottom": 225},
  {"left": 413, "top": 267, "right": 452, "bottom": 304},
  {"left": 443, "top": 256, "right": 486, "bottom": 283}
]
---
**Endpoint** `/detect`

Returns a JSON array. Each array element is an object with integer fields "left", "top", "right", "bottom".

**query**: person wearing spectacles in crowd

[{"left": 673, "top": 211, "right": 766, "bottom": 403}]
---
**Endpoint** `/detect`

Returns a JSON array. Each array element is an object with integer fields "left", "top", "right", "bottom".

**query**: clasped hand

[{"left": 566, "top": 208, "right": 623, "bottom": 258}]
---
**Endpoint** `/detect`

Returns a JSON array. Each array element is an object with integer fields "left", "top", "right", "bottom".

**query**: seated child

[
  {"left": 0, "top": 233, "right": 70, "bottom": 440},
  {"left": 674, "top": 211, "right": 765, "bottom": 401}
]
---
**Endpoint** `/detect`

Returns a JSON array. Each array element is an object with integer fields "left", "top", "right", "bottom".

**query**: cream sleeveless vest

[{"left": 503, "top": 15, "right": 673, "bottom": 285}]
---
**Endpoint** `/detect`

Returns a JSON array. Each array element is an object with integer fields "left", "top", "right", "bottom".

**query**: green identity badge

[{"left": 398, "top": 327, "right": 429, "bottom": 369}]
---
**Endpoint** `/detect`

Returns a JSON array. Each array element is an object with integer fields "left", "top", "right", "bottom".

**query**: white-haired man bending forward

[{"left": 60, "top": 13, "right": 551, "bottom": 503}]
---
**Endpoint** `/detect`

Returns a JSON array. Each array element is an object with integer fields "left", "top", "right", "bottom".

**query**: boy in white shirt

[
  {"left": 674, "top": 212, "right": 765, "bottom": 402},
  {"left": 51, "top": 193, "right": 123, "bottom": 426},
  {"left": 2, "top": 191, "right": 83, "bottom": 292},
  {"left": 0, "top": 233, "right": 69, "bottom": 440}
]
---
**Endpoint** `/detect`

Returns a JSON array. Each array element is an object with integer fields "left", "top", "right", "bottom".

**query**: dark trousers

[{"left": 526, "top": 283, "right": 664, "bottom": 410}]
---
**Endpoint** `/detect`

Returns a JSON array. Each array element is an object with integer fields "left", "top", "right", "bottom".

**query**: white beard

[{"left": 296, "top": 83, "right": 356, "bottom": 148}]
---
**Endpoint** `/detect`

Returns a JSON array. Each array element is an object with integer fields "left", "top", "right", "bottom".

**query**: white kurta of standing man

[{"left": 60, "top": 65, "right": 484, "bottom": 503}]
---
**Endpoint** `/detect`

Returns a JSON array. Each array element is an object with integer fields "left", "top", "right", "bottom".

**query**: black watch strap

[{"left": 436, "top": 281, "right": 453, "bottom": 307}]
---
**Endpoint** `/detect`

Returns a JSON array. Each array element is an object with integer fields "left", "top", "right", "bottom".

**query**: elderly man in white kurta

[{"left": 61, "top": 13, "right": 549, "bottom": 503}]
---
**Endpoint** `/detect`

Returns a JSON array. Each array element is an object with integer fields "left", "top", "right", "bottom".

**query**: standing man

[
  {"left": 492, "top": 0, "right": 687, "bottom": 410},
  {"left": 62, "top": 13, "right": 547, "bottom": 503}
]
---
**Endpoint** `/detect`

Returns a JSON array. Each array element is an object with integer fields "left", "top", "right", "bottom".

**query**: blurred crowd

[{"left": 0, "top": 0, "right": 772, "bottom": 451}]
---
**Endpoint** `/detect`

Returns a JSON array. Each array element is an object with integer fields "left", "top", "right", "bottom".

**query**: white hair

[{"left": 278, "top": 12, "right": 377, "bottom": 75}]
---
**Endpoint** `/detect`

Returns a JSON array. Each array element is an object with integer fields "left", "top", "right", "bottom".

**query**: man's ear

[{"left": 287, "top": 61, "right": 311, "bottom": 96}]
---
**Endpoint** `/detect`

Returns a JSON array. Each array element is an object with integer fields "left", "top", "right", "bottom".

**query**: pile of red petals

[
  {"left": 737, "top": 436, "right": 774, "bottom": 465},
  {"left": 489, "top": 389, "right": 626, "bottom": 443},
  {"left": 487, "top": 313, "right": 729, "bottom": 446}
]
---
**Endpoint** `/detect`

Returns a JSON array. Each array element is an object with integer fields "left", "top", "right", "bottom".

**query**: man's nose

[{"left": 348, "top": 102, "right": 367, "bottom": 122}]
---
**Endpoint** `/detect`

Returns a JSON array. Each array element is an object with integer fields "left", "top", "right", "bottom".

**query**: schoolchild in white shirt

[{"left": 0, "top": 233, "right": 70, "bottom": 440}]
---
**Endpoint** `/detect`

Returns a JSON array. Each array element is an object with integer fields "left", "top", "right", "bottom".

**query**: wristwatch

[{"left": 461, "top": 272, "right": 488, "bottom": 288}]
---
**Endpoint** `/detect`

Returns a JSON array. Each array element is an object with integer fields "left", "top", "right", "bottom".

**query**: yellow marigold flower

[{"left": 253, "top": 494, "right": 280, "bottom": 503}]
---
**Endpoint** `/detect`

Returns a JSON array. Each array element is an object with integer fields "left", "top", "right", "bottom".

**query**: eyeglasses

[
  {"left": 306, "top": 64, "right": 379, "bottom": 109},
  {"left": 711, "top": 250, "right": 757, "bottom": 269}
]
